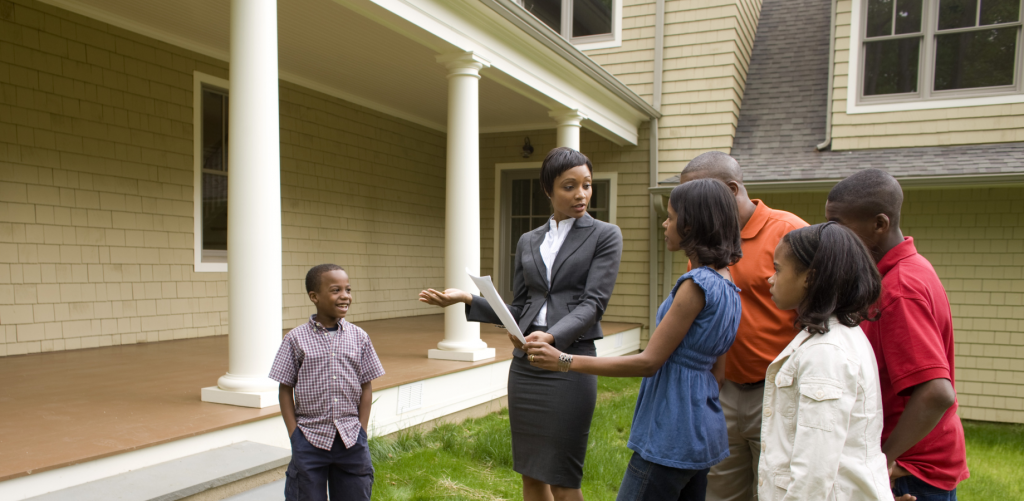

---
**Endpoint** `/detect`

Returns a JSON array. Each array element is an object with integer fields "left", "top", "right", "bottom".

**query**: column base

[
  {"left": 427, "top": 347, "right": 496, "bottom": 362},
  {"left": 202, "top": 386, "right": 279, "bottom": 408}
]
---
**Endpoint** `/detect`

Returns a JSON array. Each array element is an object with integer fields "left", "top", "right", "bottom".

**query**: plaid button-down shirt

[{"left": 269, "top": 315, "right": 385, "bottom": 450}]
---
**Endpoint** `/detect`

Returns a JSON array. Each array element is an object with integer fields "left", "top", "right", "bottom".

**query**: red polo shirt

[{"left": 860, "top": 238, "right": 969, "bottom": 490}]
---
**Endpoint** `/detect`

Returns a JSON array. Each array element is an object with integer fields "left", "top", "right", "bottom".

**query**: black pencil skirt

[{"left": 508, "top": 338, "right": 598, "bottom": 489}]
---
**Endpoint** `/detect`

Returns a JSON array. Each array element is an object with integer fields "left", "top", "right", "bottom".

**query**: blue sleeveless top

[{"left": 627, "top": 267, "right": 742, "bottom": 469}]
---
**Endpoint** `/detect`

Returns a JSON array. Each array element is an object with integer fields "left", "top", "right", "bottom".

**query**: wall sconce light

[{"left": 521, "top": 137, "right": 534, "bottom": 159}]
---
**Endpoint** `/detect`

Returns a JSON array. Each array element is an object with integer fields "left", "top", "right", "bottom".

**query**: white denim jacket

[{"left": 757, "top": 320, "right": 891, "bottom": 501}]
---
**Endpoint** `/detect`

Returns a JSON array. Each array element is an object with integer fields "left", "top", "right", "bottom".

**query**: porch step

[
  {"left": 25, "top": 442, "right": 290, "bottom": 501},
  {"left": 223, "top": 479, "right": 284, "bottom": 501}
]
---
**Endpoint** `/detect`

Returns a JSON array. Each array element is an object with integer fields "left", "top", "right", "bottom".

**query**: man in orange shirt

[{"left": 679, "top": 152, "right": 807, "bottom": 501}]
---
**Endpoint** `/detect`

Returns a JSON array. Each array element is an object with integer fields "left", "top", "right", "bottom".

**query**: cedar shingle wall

[
  {"left": 584, "top": 0, "right": 762, "bottom": 178},
  {"left": 0, "top": 0, "right": 447, "bottom": 356},
  {"left": 755, "top": 188, "right": 1024, "bottom": 424},
  {"left": 830, "top": 0, "right": 1024, "bottom": 150}
]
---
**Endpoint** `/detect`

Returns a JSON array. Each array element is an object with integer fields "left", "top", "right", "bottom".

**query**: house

[{"left": 0, "top": 0, "right": 1021, "bottom": 498}]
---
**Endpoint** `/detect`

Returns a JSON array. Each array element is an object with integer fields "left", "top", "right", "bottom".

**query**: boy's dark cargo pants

[{"left": 285, "top": 427, "right": 373, "bottom": 501}]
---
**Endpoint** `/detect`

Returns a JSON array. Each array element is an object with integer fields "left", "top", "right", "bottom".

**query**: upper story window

[
  {"left": 859, "top": 0, "right": 1023, "bottom": 103},
  {"left": 519, "top": 0, "right": 620, "bottom": 47}
]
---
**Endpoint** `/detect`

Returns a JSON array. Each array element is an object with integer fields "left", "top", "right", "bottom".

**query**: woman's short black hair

[
  {"left": 668, "top": 178, "right": 742, "bottom": 269},
  {"left": 782, "top": 222, "right": 882, "bottom": 334},
  {"left": 540, "top": 147, "right": 593, "bottom": 195}
]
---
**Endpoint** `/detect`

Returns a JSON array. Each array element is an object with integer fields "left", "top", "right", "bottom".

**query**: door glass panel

[
  {"left": 512, "top": 179, "right": 531, "bottom": 216},
  {"left": 531, "top": 179, "right": 549, "bottom": 216}
]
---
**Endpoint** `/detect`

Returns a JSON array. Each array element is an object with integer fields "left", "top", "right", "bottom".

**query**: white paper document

[{"left": 466, "top": 268, "right": 526, "bottom": 344}]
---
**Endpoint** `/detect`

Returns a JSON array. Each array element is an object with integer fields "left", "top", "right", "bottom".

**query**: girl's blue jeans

[{"left": 615, "top": 451, "right": 708, "bottom": 501}]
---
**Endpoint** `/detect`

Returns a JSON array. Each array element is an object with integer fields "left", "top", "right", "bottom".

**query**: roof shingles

[{"left": 701, "top": 0, "right": 1024, "bottom": 184}]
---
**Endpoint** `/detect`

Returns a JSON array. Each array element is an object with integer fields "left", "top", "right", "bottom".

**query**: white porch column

[
  {"left": 549, "top": 109, "right": 587, "bottom": 150},
  {"left": 201, "top": 0, "right": 282, "bottom": 408},
  {"left": 428, "top": 52, "right": 496, "bottom": 362}
]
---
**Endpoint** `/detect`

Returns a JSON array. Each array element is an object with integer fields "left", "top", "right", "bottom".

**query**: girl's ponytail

[{"left": 784, "top": 222, "right": 881, "bottom": 334}]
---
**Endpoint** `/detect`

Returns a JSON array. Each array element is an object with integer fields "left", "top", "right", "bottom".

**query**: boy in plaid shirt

[{"left": 270, "top": 264, "right": 385, "bottom": 501}]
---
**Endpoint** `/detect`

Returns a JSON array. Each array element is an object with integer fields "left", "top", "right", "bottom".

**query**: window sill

[
  {"left": 574, "top": 38, "right": 622, "bottom": 51},
  {"left": 846, "top": 92, "right": 1024, "bottom": 114},
  {"left": 195, "top": 262, "right": 227, "bottom": 273}
]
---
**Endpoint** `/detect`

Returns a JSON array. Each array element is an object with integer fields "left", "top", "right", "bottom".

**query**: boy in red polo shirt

[{"left": 827, "top": 169, "right": 968, "bottom": 500}]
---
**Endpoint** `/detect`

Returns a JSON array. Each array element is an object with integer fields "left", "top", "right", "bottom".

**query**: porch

[{"left": 0, "top": 314, "right": 641, "bottom": 498}]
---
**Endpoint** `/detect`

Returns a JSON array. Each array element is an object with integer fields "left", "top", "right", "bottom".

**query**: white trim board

[
  {"left": 845, "top": 0, "right": 1024, "bottom": 114},
  {"left": 35, "top": 0, "right": 448, "bottom": 133}
]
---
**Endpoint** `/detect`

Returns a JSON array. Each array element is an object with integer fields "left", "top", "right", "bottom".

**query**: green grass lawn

[{"left": 369, "top": 377, "right": 1024, "bottom": 500}]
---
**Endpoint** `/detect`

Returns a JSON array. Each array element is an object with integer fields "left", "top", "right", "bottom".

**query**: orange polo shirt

[{"left": 727, "top": 200, "right": 807, "bottom": 383}]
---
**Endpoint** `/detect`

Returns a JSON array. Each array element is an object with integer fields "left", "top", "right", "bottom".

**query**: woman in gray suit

[{"left": 420, "top": 147, "right": 623, "bottom": 501}]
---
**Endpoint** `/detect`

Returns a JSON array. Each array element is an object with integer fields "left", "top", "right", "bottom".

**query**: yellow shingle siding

[
  {"left": 0, "top": 0, "right": 447, "bottom": 357},
  {"left": 829, "top": 0, "right": 1024, "bottom": 150},
  {"left": 584, "top": 0, "right": 761, "bottom": 179},
  {"left": 479, "top": 127, "right": 653, "bottom": 330},
  {"left": 754, "top": 187, "right": 1024, "bottom": 424}
]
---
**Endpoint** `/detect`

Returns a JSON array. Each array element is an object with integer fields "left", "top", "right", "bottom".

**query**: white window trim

[
  {"left": 491, "top": 162, "right": 617, "bottom": 289},
  {"left": 516, "top": 0, "right": 623, "bottom": 50},
  {"left": 193, "top": 71, "right": 230, "bottom": 273},
  {"left": 847, "top": 0, "right": 1024, "bottom": 114}
]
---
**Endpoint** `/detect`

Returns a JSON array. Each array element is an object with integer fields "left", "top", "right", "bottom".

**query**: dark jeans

[
  {"left": 892, "top": 474, "right": 957, "bottom": 501},
  {"left": 285, "top": 427, "right": 373, "bottom": 501},
  {"left": 616, "top": 452, "right": 708, "bottom": 501}
]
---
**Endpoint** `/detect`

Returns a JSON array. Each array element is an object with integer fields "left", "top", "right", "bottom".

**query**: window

[
  {"left": 859, "top": 0, "right": 1023, "bottom": 104},
  {"left": 495, "top": 164, "right": 617, "bottom": 301},
  {"left": 193, "top": 72, "right": 230, "bottom": 272},
  {"left": 518, "top": 0, "right": 622, "bottom": 48}
]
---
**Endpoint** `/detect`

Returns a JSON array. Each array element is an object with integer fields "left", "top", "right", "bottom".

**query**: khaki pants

[{"left": 707, "top": 380, "right": 765, "bottom": 501}]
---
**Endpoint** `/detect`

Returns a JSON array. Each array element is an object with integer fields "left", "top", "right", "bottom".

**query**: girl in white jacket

[{"left": 760, "top": 222, "right": 912, "bottom": 501}]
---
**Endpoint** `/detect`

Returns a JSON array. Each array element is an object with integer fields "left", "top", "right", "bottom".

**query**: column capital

[
  {"left": 436, "top": 51, "right": 491, "bottom": 78},
  {"left": 549, "top": 109, "right": 588, "bottom": 127}
]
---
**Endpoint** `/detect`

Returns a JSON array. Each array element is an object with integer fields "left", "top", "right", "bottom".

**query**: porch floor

[{"left": 0, "top": 314, "right": 639, "bottom": 482}]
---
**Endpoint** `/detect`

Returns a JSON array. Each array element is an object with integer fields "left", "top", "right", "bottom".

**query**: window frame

[
  {"left": 849, "top": 0, "right": 1024, "bottom": 113},
  {"left": 492, "top": 162, "right": 617, "bottom": 302},
  {"left": 517, "top": 0, "right": 623, "bottom": 50},
  {"left": 193, "top": 71, "right": 231, "bottom": 273}
]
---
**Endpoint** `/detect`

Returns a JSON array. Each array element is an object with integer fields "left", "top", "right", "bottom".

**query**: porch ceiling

[{"left": 40, "top": 0, "right": 606, "bottom": 135}]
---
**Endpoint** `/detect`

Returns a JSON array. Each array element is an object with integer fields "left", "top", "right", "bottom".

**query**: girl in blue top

[{"left": 526, "top": 178, "right": 743, "bottom": 500}]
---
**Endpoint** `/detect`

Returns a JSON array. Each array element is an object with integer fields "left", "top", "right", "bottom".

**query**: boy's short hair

[
  {"left": 669, "top": 178, "right": 743, "bottom": 269},
  {"left": 306, "top": 264, "right": 345, "bottom": 293},
  {"left": 827, "top": 168, "right": 904, "bottom": 228},
  {"left": 540, "top": 147, "right": 593, "bottom": 196},
  {"left": 783, "top": 222, "right": 882, "bottom": 334}
]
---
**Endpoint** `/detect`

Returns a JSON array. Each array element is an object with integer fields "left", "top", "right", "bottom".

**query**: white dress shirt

[
  {"left": 534, "top": 217, "right": 575, "bottom": 327},
  {"left": 757, "top": 320, "right": 891, "bottom": 501}
]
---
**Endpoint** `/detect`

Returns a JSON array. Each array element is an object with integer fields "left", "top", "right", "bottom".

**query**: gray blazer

[{"left": 466, "top": 213, "right": 623, "bottom": 357}]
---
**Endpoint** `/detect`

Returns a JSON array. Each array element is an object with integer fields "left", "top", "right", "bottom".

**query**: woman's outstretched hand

[
  {"left": 418, "top": 288, "right": 471, "bottom": 308},
  {"left": 524, "top": 340, "right": 561, "bottom": 371}
]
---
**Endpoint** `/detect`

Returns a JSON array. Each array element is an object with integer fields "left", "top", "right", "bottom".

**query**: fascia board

[{"left": 341, "top": 0, "right": 648, "bottom": 145}]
